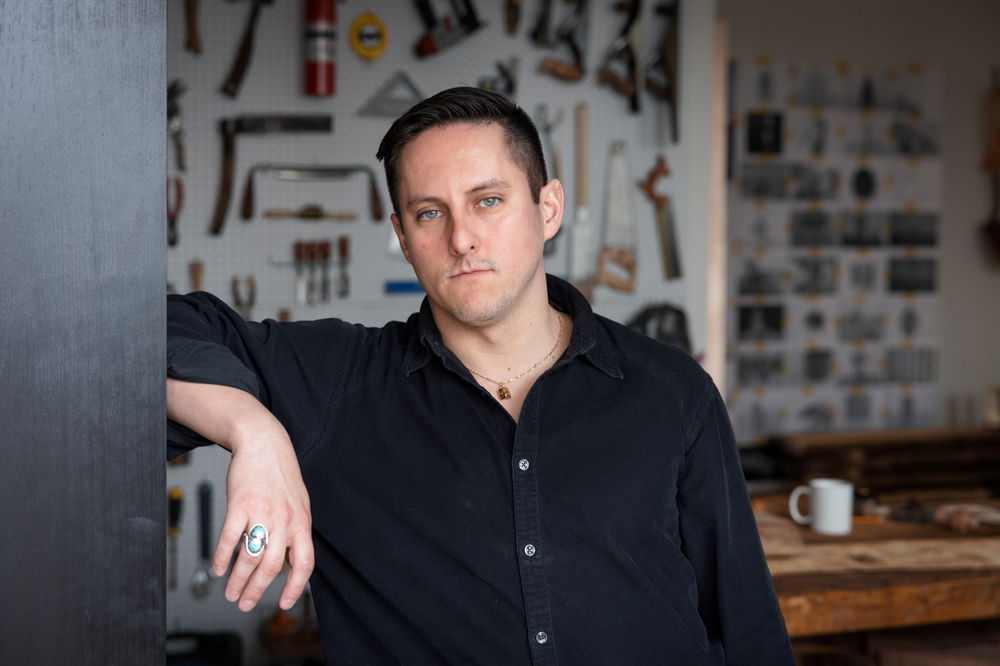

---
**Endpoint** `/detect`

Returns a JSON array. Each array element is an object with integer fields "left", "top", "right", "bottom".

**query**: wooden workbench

[{"left": 759, "top": 514, "right": 1000, "bottom": 637}]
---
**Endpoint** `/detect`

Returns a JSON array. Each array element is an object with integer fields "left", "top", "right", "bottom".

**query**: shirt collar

[{"left": 401, "top": 274, "right": 623, "bottom": 380}]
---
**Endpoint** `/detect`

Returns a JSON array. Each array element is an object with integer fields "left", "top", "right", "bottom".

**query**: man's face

[{"left": 391, "top": 122, "right": 562, "bottom": 328}]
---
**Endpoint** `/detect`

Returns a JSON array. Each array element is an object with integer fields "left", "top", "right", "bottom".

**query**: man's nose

[{"left": 448, "top": 209, "right": 479, "bottom": 255}]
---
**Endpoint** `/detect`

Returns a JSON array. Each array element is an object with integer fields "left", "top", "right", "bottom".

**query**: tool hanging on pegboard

[
  {"left": 220, "top": 0, "right": 274, "bottom": 98},
  {"left": 626, "top": 302, "right": 691, "bottom": 353},
  {"left": 231, "top": 275, "right": 256, "bottom": 319},
  {"left": 358, "top": 71, "right": 425, "bottom": 118},
  {"left": 505, "top": 0, "right": 522, "bottom": 35},
  {"left": 530, "top": 0, "right": 557, "bottom": 47},
  {"left": 167, "top": 176, "right": 184, "bottom": 247},
  {"left": 538, "top": 0, "right": 589, "bottom": 83},
  {"left": 569, "top": 103, "right": 596, "bottom": 293},
  {"left": 535, "top": 103, "right": 564, "bottom": 256},
  {"left": 413, "top": 0, "right": 484, "bottom": 58},
  {"left": 598, "top": 0, "right": 642, "bottom": 113},
  {"left": 191, "top": 481, "right": 213, "bottom": 599},
  {"left": 290, "top": 240, "right": 339, "bottom": 305},
  {"left": 189, "top": 259, "right": 204, "bottom": 292},
  {"left": 305, "top": 0, "right": 336, "bottom": 96},
  {"left": 240, "top": 163, "right": 382, "bottom": 222},
  {"left": 167, "top": 487, "right": 183, "bottom": 591},
  {"left": 596, "top": 141, "right": 638, "bottom": 292},
  {"left": 264, "top": 205, "right": 357, "bottom": 222},
  {"left": 184, "top": 0, "right": 202, "bottom": 53},
  {"left": 535, "top": 103, "right": 564, "bottom": 182},
  {"left": 336, "top": 236, "right": 350, "bottom": 298},
  {"left": 638, "top": 154, "right": 682, "bottom": 279},
  {"left": 209, "top": 115, "right": 333, "bottom": 236},
  {"left": 349, "top": 12, "right": 388, "bottom": 61},
  {"left": 167, "top": 80, "right": 187, "bottom": 173},
  {"left": 478, "top": 58, "right": 519, "bottom": 99},
  {"left": 646, "top": 1, "right": 680, "bottom": 143}
]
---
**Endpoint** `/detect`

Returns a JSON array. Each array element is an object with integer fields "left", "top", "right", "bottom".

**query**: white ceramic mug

[{"left": 788, "top": 478, "right": 854, "bottom": 535}]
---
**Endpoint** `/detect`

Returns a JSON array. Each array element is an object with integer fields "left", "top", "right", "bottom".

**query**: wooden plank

[
  {"left": 777, "top": 426, "right": 1000, "bottom": 454},
  {"left": 779, "top": 574, "right": 1000, "bottom": 637},
  {"left": 766, "top": 538, "right": 1000, "bottom": 576}
]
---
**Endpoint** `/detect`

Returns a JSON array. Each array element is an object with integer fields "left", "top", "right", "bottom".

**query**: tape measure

[{"left": 349, "top": 12, "right": 387, "bottom": 61}]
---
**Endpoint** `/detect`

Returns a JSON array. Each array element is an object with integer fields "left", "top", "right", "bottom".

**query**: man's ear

[
  {"left": 539, "top": 178, "right": 564, "bottom": 241},
  {"left": 390, "top": 213, "right": 412, "bottom": 264}
]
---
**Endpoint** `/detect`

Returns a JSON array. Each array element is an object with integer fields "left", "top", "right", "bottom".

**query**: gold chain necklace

[{"left": 467, "top": 316, "right": 564, "bottom": 401}]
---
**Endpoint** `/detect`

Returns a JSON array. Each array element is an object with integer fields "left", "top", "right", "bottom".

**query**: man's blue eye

[
  {"left": 418, "top": 210, "right": 441, "bottom": 220},
  {"left": 480, "top": 197, "right": 500, "bottom": 207}
]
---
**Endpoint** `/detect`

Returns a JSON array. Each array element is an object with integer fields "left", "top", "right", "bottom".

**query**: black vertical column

[{"left": 0, "top": 2, "right": 165, "bottom": 663}]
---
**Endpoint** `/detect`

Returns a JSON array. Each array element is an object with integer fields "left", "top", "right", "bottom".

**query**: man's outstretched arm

[{"left": 167, "top": 378, "right": 314, "bottom": 612}]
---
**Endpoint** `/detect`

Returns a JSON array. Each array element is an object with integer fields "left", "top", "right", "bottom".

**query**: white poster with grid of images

[{"left": 726, "top": 58, "right": 942, "bottom": 445}]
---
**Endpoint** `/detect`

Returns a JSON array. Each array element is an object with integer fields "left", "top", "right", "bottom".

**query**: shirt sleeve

[
  {"left": 677, "top": 378, "right": 795, "bottom": 665},
  {"left": 166, "top": 291, "right": 354, "bottom": 461}
]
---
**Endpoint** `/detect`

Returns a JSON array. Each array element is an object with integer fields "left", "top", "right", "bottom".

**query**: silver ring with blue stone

[{"left": 243, "top": 523, "right": 269, "bottom": 558}]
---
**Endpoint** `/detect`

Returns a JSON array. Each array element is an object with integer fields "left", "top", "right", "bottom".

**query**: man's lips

[{"left": 451, "top": 267, "right": 493, "bottom": 279}]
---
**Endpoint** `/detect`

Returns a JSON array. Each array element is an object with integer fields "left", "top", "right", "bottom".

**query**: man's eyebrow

[
  {"left": 404, "top": 180, "right": 513, "bottom": 210},
  {"left": 467, "top": 178, "right": 512, "bottom": 193}
]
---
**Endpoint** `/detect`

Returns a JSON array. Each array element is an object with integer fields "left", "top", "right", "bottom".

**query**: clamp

[
  {"left": 598, "top": 0, "right": 642, "bottom": 113},
  {"left": 538, "top": 0, "right": 589, "bottom": 83},
  {"left": 478, "top": 58, "right": 519, "bottom": 99},
  {"left": 646, "top": 1, "right": 680, "bottom": 142},
  {"left": 413, "top": 0, "right": 483, "bottom": 58}
]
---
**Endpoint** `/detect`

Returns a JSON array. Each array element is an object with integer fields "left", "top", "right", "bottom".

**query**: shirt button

[
  {"left": 535, "top": 631, "right": 549, "bottom": 645},
  {"left": 518, "top": 458, "right": 530, "bottom": 471},
  {"left": 523, "top": 544, "right": 536, "bottom": 557}
]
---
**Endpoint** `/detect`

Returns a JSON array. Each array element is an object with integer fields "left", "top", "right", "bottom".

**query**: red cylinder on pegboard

[{"left": 305, "top": 0, "right": 336, "bottom": 96}]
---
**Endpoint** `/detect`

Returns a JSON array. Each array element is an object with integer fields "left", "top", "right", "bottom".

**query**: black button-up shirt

[{"left": 168, "top": 275, "right": 794, "bottom": 665}]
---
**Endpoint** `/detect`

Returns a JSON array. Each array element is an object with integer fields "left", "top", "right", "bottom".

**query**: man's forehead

[
  {"left": 397, "top": 122, "right": 525, "bottom": 187},
  {"left": 404, "top": 120, "right": 503, "bottom": 152}
]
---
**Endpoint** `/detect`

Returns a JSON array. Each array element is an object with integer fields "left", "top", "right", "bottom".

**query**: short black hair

[{"left": 375, "top": 86, "right": 547, "bottom": 216}]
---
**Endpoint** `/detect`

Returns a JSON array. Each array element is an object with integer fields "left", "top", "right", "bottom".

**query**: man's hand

[{"left": 167, "top": 379, "right": 315, "bottom": 611}]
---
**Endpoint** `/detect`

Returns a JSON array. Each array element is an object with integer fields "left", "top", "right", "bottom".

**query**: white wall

[
  {"left": 718, "top": 0, "right": 1000, "bottom": 419},
  {"left": 165, "top": 1, "right": 719, "bottom": 661}
]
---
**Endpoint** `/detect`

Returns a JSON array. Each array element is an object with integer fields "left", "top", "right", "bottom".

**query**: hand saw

[
  {"left": 638, "top": 154, "right": 682, "bottom": 280},
  {"left": 596, "top": 141, "right": 638, "bottom": 292}
]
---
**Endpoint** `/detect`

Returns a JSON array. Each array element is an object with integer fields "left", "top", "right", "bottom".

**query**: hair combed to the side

[{"left": 376, "top": 87, "right": 548, "bottom": 216}]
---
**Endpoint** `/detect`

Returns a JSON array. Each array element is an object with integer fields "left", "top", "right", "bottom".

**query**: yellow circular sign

[{"left": 350, "top": 12, "right": 387, "bottom": 61}]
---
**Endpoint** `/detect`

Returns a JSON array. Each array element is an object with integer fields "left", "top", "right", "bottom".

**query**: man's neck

[{"left": 432, "top": 280, "right": 561, "bottom": 382}]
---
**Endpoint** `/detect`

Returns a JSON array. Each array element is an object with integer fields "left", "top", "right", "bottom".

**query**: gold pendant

[{"left": 497, "top": 385, "right": 512, "bottom": 400}]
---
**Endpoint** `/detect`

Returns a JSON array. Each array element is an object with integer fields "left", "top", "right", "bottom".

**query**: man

[{"left": 167, "top": 87, "right": 794, "bottom": 665}]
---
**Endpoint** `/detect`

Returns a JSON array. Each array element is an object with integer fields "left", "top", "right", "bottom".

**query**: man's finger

[
  {"left": 214, "top": 510, "right": 247, "bottom": 576},
  {"left": 240, "top": 531, "right": 287, "bottom": 611},
  {"left": 280, "top": 530, "right": 315, "bottom": 609}
]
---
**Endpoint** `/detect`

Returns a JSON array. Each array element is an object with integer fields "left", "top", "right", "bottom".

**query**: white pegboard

[{"left": 166, "top": 1, "right": 714, "bottom": 662}]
